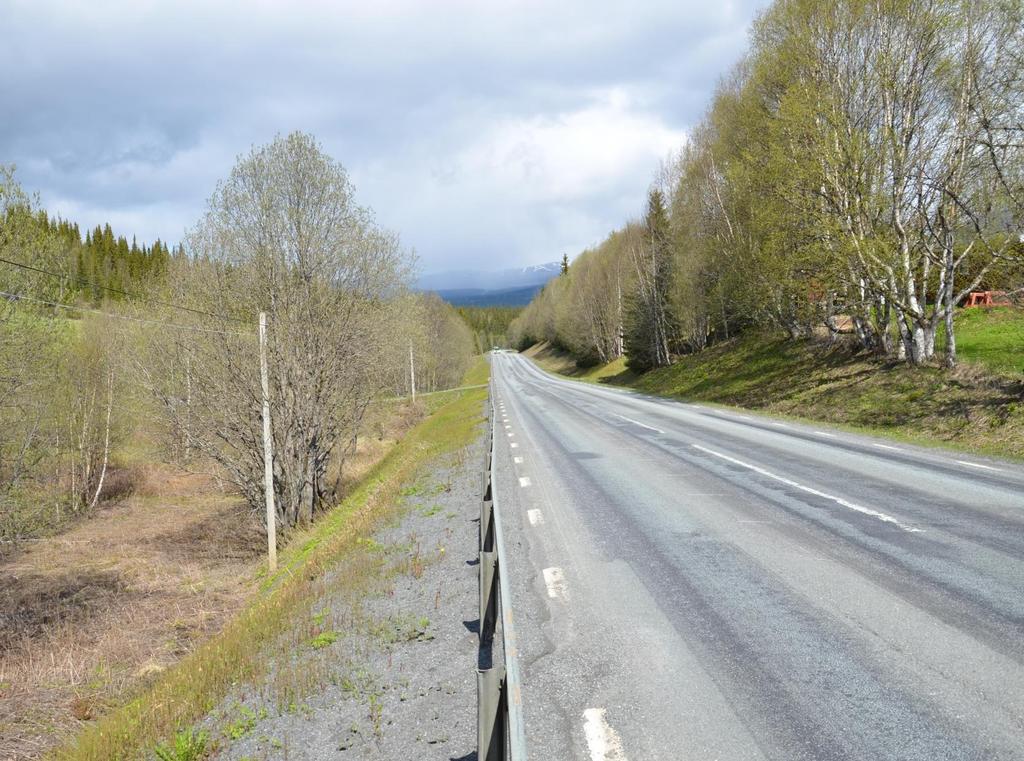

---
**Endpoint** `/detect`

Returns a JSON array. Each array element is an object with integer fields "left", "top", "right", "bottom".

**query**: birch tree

[
  {"left": 754, "top": 0, "right": 1024, "bottom": 364},
  {"left": 145, "top": 133, "right": 411, "bottom": 532}
]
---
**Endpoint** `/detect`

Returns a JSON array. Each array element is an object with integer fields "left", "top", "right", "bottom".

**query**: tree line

[
  {"left": 4, "top": 199, "right": 181, "bottom": 304},
  {"left": 0, "top": 134, "right": 475, "bottom": 547},
  {"left": 457, "top": 305, "right": 522, "bottom": 353},
  {"left": 512, "top": 0, "right": 1024, "bottom": 371}
]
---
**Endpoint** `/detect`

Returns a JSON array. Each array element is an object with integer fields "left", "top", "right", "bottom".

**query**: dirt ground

[
  {"left": 0, "top": 462, "right": 262, "bottom": 760},
  {"left": 0, "top": 400, "right": 425, "bottom": 761}
]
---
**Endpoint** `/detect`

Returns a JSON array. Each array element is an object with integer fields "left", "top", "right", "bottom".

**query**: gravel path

[{"left": 206, "top": 430, "right": 485, "bottom": 761}]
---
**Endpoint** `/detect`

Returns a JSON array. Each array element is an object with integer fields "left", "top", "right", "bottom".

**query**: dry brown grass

[
  {"left": 0, "top": 402, "right": 427, "bottom": 761},
  {"left": 0, "top": 463, "right": 258, "bottom": 761},
  {"left": 337, "top": 400, "right": 426, "bottom": 492},
  {"left": 56, "top": 366, "right": 488, "bottom": 761}
]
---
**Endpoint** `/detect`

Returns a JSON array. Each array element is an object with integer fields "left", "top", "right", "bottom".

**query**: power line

[
  {"left": 0, "top": 290, "right": 253, "bottom": 336},
  {"left": 0, "top": 255, "right": 250, "bottom": 324}
]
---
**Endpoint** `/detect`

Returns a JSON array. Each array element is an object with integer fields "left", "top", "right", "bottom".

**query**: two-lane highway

[{"left": 489, "top": 351, "right": 1024, "bottom": 760}]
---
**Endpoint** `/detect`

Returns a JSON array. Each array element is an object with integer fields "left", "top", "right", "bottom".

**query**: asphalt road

[{"left": 489, "top": 351, "right": 1024, "bottom": 761}]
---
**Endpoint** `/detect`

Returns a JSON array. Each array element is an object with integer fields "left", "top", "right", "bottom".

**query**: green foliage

[
  {"left": 514, "top": 0, "right": 1024, "bottom": 371},
  {"left": 402, "top": 293, "right": 477, "bottom": 393},
  {"left": 939, "top": 308, "right": 1024, "bottom": 375},
  {"left": 624, "top": 189, "right": 674, "bottom": 371},
  {"left": 153, "top": 728, "right": 208, "bottom": 761},
  {"left": 223, "top": 704, "right": 264, "bottom": 740},
  {"left": 456, "top": 305, "right": 522, "bottom": 352},
  {"left": 1, "top": 169, "right": 137, "bottom": 546},
  {"left": 309, "top": 631, "right": 340, "bottom": 650},
  {"left": 2, "top": 171, "right": 178, "bottom": 307},
  {"left": 510, "top": 229, "right": 629, "bottom": 363}
]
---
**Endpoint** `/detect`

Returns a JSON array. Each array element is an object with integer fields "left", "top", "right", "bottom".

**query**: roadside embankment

[
  {"left": 202, "top": 417, "right": 486, "bottom": 760},
  {"left": 525, "top": 309, "right": 1024, "bottom": 461},
  {"left": 47, "top": 358, "right": 489, "bottom": 761}
]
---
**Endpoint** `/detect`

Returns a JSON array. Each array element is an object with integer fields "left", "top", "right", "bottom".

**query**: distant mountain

[
  {"left": 417, "top": 262, "right": 561, "bottom": 296},
  {"left": 433, "top": 284, "right": 545, "bottom": 307}
]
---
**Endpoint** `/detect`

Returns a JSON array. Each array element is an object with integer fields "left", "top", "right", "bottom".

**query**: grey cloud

[{"left": 0, "top": 0, "right": 769, "bottom": 270}]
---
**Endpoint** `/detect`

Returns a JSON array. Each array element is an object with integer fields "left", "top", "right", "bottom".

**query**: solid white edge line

[
  {"left": 542, "top": 566, "right": 567, "bottom": 599},
  {"left": 583, "top": 707, "right": 627, "bottom": 761},
  {"left": 872, "top": 443, "right": 901, "bottom": 451},
  {"left": 527, "top": 508, "right": 544, "bottom": 526},
  {"left": 815, "top": 431, "right": 837, "bottom": 438},
  {"left": 692, "top": 444, "right": 923, "bottom": 533}
]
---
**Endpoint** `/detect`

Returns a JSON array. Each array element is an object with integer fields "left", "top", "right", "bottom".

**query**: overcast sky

[{"left": 1, "top": 0, "right": 767, "bottom": 274}]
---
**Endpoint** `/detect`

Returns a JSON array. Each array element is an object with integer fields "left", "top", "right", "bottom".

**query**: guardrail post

[
  {"left": 481, "top": 496, "right": 495, "bottom": 552},
  {"left": 478, "top": 666, "right": 507, "bottom": 761},
  {"left": 479, "top": 549, "right": 498, "bottom": 645}
]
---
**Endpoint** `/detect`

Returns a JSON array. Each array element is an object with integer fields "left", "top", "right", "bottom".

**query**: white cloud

[{"left": 462, "top": 89, "right": 686, "bottom": 203}]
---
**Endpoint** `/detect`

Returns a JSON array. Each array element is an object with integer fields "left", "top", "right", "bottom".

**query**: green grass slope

[
  {"left": 529, "top": 309, "right": 1024, "bottom": 460},
  {"left": 939, "top": 306, "right": 1024, "bottom": 375}
]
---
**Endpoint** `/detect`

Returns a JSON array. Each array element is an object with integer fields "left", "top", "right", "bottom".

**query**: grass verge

[
  {"left": 53, "top": 357, "right": 489, "bottom": 761},
  {"left": 526, "top": 313, "right": 1024, "bottom": 461}
]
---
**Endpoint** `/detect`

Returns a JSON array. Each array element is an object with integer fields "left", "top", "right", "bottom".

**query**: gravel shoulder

[{"left": 202, "top": 426, "right": 485, "bottom": 761}]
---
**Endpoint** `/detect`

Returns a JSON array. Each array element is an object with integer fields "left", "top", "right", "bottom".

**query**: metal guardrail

[{"left": 477, "top": 390, "right": 528, "bottom": 761}]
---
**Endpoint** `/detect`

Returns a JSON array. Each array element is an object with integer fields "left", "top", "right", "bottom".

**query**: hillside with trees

[
  {"left": 457, "top": 305, "right": 522, "bottom": 352},
  {"left": 0, "top": 133, "right": 475, "bottom": 549},
  {"left": 512, "top": 0, "right": 1024, "bottom": 374}
]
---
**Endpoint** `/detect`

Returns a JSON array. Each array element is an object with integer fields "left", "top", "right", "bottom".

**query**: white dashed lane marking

[
  {"left": 519, "top": 476, "right": 532, "bottom": 487},
  {"left": 527, "top": 509, "right": 544, "bottom": 526},
  {"left": 692, "top": 444, "right": 922, "bottom": 533},
  {"left": 510, "top": 442, "right": 519, "bottom": 448},
  {"left": 612, "top": 413, "right": 664, "bottom": 434},
  {"left": 542, "top": 567, "right": 567, "bottom": 599},
  {"left": 513, "top": 456, "right": 524, "bottom": 464},
  {"left": 957, "top": 460, "right": 1001, "bottom": 472}
]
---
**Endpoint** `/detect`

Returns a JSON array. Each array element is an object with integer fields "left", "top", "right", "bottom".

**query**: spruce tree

[{"left": 624, "top": 189, "right": 674, "bottom": 371}]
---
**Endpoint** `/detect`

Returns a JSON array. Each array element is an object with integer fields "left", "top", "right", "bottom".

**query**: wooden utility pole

[
  {"left": 184, "top": 355, "right": 192, "bottom": 460},
  {"left": 409, "top": 340, "right": 416, "bottom": 402},
  {"left": 259, "top": 312, "right": 277, "bottom": 572}
]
